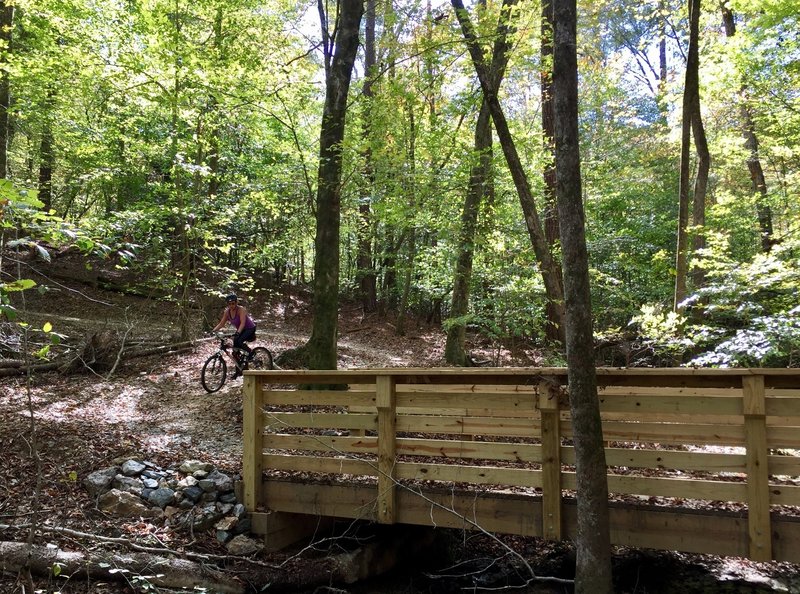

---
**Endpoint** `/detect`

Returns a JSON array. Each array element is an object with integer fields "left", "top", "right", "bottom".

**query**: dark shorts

[{"left": 234, "top": 326, "right": 256, "bottom": 351}]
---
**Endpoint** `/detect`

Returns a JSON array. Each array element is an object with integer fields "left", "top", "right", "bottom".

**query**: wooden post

[
  {"left": 242, "top": 374, "right": 264, "bottom": 511},
  {"left": 539, "top": 380, "right": 562, "bottom": 540},
  {"left": 743, "top": 374, "right": 772, "bottom": 561},
  {"left": 376, "top": 374, "right": 397, "bottom": 524}
]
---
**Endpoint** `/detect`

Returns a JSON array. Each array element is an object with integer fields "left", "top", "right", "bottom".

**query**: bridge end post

[
  {"left": 539, "top": 379, "right": 563, "bottom": 541},
  {"left": 243, "top": 374, "right": 264, "bottom": 512},
  {"left": 376, "top": 374, "right": 397, "bottom": 524},
  {"left": 743, "top": 374, "right": 772, "bottom": 561}
]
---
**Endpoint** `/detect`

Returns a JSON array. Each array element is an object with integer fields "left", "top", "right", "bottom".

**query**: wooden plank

[
  {"left": 539, "top": 382, "right": 562, "bottom": 540},
  {"left": 576, "top": 420, "right": 745, "bottom": 446},
  {"left": 397, "top": 414, "right": 541, "bottom": 438},
  {"left": 263, "top": 433, "right": 377, "bottom": 454},
  {"left": 768, "top": 455, "right": 800, "bottom": 477},
  {"left": 743, "top": 375, "right": 772, "bottom": 561},
  {"left": 597, "top": 447, "right": 746, "bottom": 473},
  {"left": 766, "top": 427, "right": 800, "bottom": 448},
  {"left": 396, "top": 438, "right": 542, "bottom": 463},
  {"left": 597, "top": 393, "right": 742, "bottom": 416},
  {"left": 242, "top": 375, "right": 264, "bottom": 510},
  {"left": 597, "top": 386, "right": 744, "bottom": 397},
  {"left": 263, "top": 453, "right": 376, "bottom": 476},
  {"left": 376, "top": 375, "right": 397, "bottom": 524},
  {"left": 560, "top": 472, "right": 747, "bottom": 501},
  {"left": 262, "top": 390, "right": 375, "bottom": 407},
  {"left": 394, "top": 461, "right": 541, "bottom": 487},
  {"left": 396, "top": 391, "right": 537, "bottom": 412},
  {"left": 264, "top": 411, "right": 377, "bottom": 431},
  {"left": 769, "top": 484, "right": 800, "bottom": 507}
]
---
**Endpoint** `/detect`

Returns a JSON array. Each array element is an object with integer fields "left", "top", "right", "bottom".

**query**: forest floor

[{"left": 2, "top": 251, "right": 800, "bottom": 593}]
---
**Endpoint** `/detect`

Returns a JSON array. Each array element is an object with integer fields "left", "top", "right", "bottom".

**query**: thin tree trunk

[
  {"left": 357, "top": 0, "right": 378, "bottom": 313},
  {"left": 38, "top": 122, "right": 54, "bottom": 212},
  {"left": 553, "top": 0, "right": 612, "bottom": 589},
  {"left": 674, "top": 0, "right": 702, "bottom": 313},
  {"left": 452, "top": 0, "right": 566, "bottom": 345},
  {"left": 445, "top": 0, "right": 514, "bottom": 365},
  {"left": 720, "top": 5, "right": 774, "bottom": 252},
  {"left": 0, "top": 0, "right": 12, "bottom": 178},
  {"left": 690, "top": 107, "right": 709, "bottom": 290},
  {"left": 306, "top": 0, "right": 364, "bottom": 370},
  {"left": 541, "top": 0, "right": 565, "bottom": 344}
]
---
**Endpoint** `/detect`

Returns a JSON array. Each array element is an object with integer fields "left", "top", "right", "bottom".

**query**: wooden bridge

[{"left": 240, "top": 367, "right": 800, "bottom": 562}]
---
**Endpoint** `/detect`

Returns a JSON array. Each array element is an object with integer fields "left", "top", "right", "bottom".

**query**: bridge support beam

[{"left": 243, "top": 375, "right": 263, "bottom": 511}]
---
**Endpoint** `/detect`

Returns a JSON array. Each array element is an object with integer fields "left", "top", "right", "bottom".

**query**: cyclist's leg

[{"left": 236, "top": 327, "right": 256, "bottom": 356}]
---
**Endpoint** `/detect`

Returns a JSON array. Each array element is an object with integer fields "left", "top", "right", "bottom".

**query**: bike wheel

[
  {"left": 201, "top": 354, "right": 227, "bottom": 393},
  {"left": 248, "top": 347, "right": 274, "bottom": 370}
]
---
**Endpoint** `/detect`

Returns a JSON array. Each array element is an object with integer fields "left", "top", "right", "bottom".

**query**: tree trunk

[
  {"left": 357, "top": 0, "right": 378, "bottom": 314},
  {"left": 553, "top": 0, "right": 612, "bottom": 590},
  {"left": 720, "top": 6, "right": 774, "bottom": 253},
  {"left": 38, "top": 122, "right": 54, "bottom": 213},
  {"left": 306, "top": 0, "right": 364, "bottom": 370},
  {"left": 690, "top": 106, "right": 709, "bottom": 291},
  {"left": 0, "top": 0, "right": 12, "bottom": 178},
  {"left": 673, "top": 0, "right": 702, "bottom": 313},
  {"left": 541, "top": 0, "right": 565, "bottom": 345},
  {"left": 451, "top": 0, "right": 566, "bottom": 346},
  {"left": 445, "top": 0, "right": 514, "bottom": 365}
]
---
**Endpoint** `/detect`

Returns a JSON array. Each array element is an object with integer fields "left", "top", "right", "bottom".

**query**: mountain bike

[{"left": 201, "top": 332, "right": 274, "bottom": 393}]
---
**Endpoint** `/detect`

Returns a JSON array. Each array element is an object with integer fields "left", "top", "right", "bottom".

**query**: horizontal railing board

[
  {"left": 770, "top": 484, "right": 800, "bottom": 506},
  {"left": 396, "top": 414, "right": 541, "bottom": 438},
  {"left": 394, "top": 461, "right": 541, "bottom": 488},
  {"left": 396, "top": 392, "right": 538, "bottom": 411},
  {"left": 591, "top": 447, "right": 747, "bottom": 473},
  {"left": 263, "top": 453, "right": 376, "bottom": 477},
  {"left": 263, "top": 433, "right": 377, "bottom": 454},
  {"left": 262, "top": 390, "right": 376, "bottom": 407},
  {"left": 264, "top": 412, "right": 377, "bottom": 431},
  {"left": 561, "top": 472, "right": 747, "bottom": 501},
  {"left": 597, "top": 393, "right": 743, "bottom": 415},
  {"left": 397, "top": 437, "right": 542, "bottom": 463}
]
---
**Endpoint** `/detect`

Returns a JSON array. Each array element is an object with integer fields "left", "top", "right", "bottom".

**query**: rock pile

[{"left": 84, "top": 458, "right": 262, "bottom": 555}]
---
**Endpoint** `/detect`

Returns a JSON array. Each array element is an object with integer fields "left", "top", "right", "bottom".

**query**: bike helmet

[{"left": 225, "top": 293, "right": 238, "bottom": 303}]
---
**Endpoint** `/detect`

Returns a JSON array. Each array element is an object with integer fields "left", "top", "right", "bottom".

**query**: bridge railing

[{"left": 242, "top": 368, "right": 800, "bottom": 561}]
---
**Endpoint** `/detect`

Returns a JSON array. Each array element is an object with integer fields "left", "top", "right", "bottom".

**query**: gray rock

[
  {"left": 84, "top": 467, "right": 119, "bottom": 497},
  {"left": 219, "top": 492, "right": 237, "bottom": 504},
  {"left": 216, "top": 516, "right": 238, "bottom": 532},
  {"left": 198, "top": 479, "right": 215, "bottom": 492},
  {"left": 142, "top": 470, "right": 165, "bottom": 481},
  {"left": 216, "top": 530, "right": 231, "bottom": 543},
  {"left": 177, "top": 476, "right": 198, "bottom": 489},
  {"left": 142, "top": 477, "right": 159, "bottom": 489},
  {"left": 233, "top": 503, "right": 247, "bottom": 519},
  {"left": 112, "top": 474, "right": 144, "bottom": 494},
  {"left": 192, "top": 470, "right": 209, "bottom": 479},
  {"left": 206, "top": 469, "right": 234, "bottom": 493},
  {"left": 226, "top": 535, "right": 262, "bottom": 556},
  {"left": 179, "top": 460, "right": 214, "bottom": 474},
  {"left": 147, "top": 487, "right": 175, "bottom": 509},
  {"left": 178, "top": 499, "right": 194, "bottom": 510},
  {"left": 182, "top": 485, "right": 204, "bottom": 503},
  {"left": 200, "top": 492, "right": 217, "bottom": 504},
  {"left": 219, "top": 503, "right": 234, "bottom": 515},
  {"left": 121, "top": 460, "right": 146, "bottom": 476},
  {"left": 233, "top": 517, "right": 251, "bottom": 534}
]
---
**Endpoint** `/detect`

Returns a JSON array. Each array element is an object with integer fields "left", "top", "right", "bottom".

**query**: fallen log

[{"left": 0, "top": 541, "right": 245, "bottom": 593}]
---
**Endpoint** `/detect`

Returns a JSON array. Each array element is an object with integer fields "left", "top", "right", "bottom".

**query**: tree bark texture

[
  {"left": 0, "top": 541, "right": 244, "bottom": 594},
  {"left": 721, "top": 6, "right": 774, "bottom": 253},
  {"left": 0, "top": 0, "right": 12, "bottom": 178},
  {"left": 673, "top": 0, "right": 702, "bottom": 312},
  {"left": 357, "top": 0, "right": 378, "bottom": 313},
  {"left": 553, "top": 0, "right": 612, "bottom": 590},
  {"left": 445, "top": 0, "right": 514, "bottom": 365},
  {"left": 451, "top": 0, "right": 566, "bottom": 344},
  {"left": 307, "top": 0, "right": 364, "bottom": 369}
]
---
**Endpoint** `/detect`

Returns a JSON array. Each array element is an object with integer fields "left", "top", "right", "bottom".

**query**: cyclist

[{"left": 211, "top": 293, "right": 257, "bottom": 378}]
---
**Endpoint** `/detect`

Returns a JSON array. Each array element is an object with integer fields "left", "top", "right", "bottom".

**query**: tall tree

[
  {"left": 552, "top": 0, "right": 612, "bottom": 589},
  {"left": 356, "top": 0, "right": 378, "bottom": 314},
  {"left": 452, "top": 0, "right": 566, "bottom": 347},
  {"left": 305, "top": 0, "right": 364, "bottom": 369},
  {"left": 720, "top": 3, "right": 774, "bottom": 253},
  {"left": 0, "top": 0, "right": 13, "bottom": 178},
  {"left": 673, "top": 0, "right": 703, "bottom": 312},
  {"left": 445, "top": 0, "right": 514, "bottom": 365}
]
